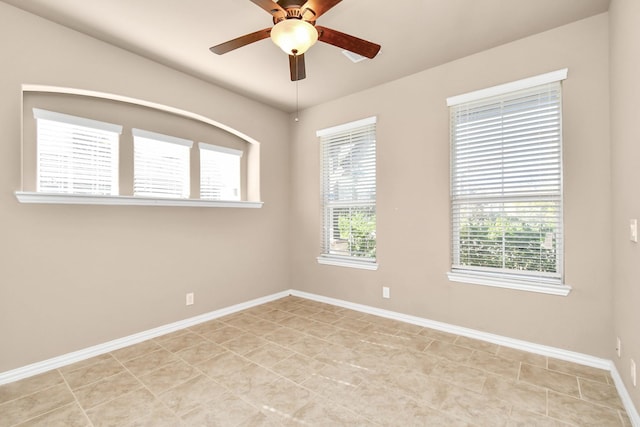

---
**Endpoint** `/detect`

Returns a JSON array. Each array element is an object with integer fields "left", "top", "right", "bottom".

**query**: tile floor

[{"left": 0, "top": 296, "right": 632, "bottom": 426}]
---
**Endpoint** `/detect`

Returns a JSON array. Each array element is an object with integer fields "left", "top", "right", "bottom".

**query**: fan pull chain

[{"left": 294, "top": 52, "right": 300, "bottom": 122}]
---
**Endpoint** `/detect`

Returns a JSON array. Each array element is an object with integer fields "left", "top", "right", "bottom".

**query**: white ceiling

[{"left": 2, "top": 0, "right": 610, "bottom": 112}]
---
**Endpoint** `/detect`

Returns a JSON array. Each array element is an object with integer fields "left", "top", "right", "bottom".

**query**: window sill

[
  {"left": 317, "top": 256, "right": 378, "bottom": 271},
  {"left": 447, "top": 271, "right": 571, "bottom": 296},
  {"left": 14, "top": 192, "right": 263, "bottom": 208}
]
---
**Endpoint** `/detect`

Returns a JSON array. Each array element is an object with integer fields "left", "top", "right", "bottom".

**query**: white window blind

[
  {"left": 199, "top": 143, "right": 242, "bottom": 201},
  {"left": 34, "top": 108, "right": 121, "bottom": 195},
  {"left": 449, "top": 74, "right": 565, "bottom": 285},
  {"left": 133, "top": 128, "right": 192, "bottom": 199},
  {"left": 318, "top": 116, "right": 377, "bottom": 262}
]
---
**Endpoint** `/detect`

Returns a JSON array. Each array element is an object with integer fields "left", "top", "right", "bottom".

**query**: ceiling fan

[{"left": 210, "top": 0, "right": 381, "bottom": 81}]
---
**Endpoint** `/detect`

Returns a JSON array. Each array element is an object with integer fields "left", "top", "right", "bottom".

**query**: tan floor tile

[
  {"left": 73, "top": 371, "right": 141, "bottom": 409},
  {"left": 255, "top": 309, "right": 295, "bottom": 322},
  {"left": 3, "top": 297, "right": 630, "bottom": 427},
  {"left": 58, "top": 353, "right": 114, "bottom": 374},
  {"left": 187, "top": 319, "right": 225, "bottom": 335},
  {"left": 262, "top": 326, "right": 306, "bottom": 345},
  {"left": 137, "top": 360, "right": 198, "bottom": 395},
  {"left": 127, "top": 403, "right": 182, "bottom": 427},
  {"left": 13, "top": 402, "right": 90, "bottom": 427},
  {"left": 158, "top": 374, "right": 226, "bottom": 416},
  {"left": 302, "top": 321, "right": 341, "bottom": 338},
  {"left": 455, "top": 336, "right": 500, "bottom": 355},
  {"left": 548, "top": 358, "right": 611, "bottom": 383},
  {"left": 419, "top": 327, "right": 459, "bottom": 343},
  {"left": 155, "top": 331, "right": 207, "bottom": 353},
  {"left": 331, "top": 316, "right": 371, "bottom": 332},
  {"left": 548, "top": 390, "right": 622, "bottom": 426},
  {"left": 288, "top": 305, "right": 324, "bottom": 317},
  {"left": 324, "top": 328, "right": 366, "bottom": 348},
  {"left": 285, "top": 334, "right": 330, "bottom": 357},
  {"left": 244, "top": 377, "right": 313, "bottom": 418},
  {"left": 289, "top": 398, "right": 373, "bottom": 426},
  {"left": 181, "top": 392, "right": 261, "bottom": 426},
  {"left": 361, "top": 327, "right": 432, "bottom": 352},
  {"left": 175, "top": 340, "right": 226, "bottom": 365},
  {"left": 301, "top": 369, "right": 359, "bottom": 404},
  {"left": 508, "top": 407, "right": 573, "bottom": 426},
  {"left": 350, "top": 383, "right": 431, "bottom": 425},
  {"left": 219, "top": 362, "right": 281, "bottom": 396},
  {"left": 384, "top": 397, "right": 473, "bottom": 427},
  {"left": 243, "top": 342, "right": 294, "bottom": 368},
  {"left": 0, "top": 384, "right": 75, "bottom": 427},
  {"left": 431, "top": 360, "right": 488, "bottom": 393},
  {"left": 275, "top": 315, "right": 314, "bottom": 330},
  {"left": 440, "top": 386, "right": 511, "bottom": 427},
  {"left": 496, "top": 346, "right": 547, "bottom": 368},
  {"left": 519, "top": 363, "right": 580, "bottom": 397},
  {"left": 309, "top": 310, "right": 344, "bottom": 324},
  {"left": 121, "top": 348, "right": 177, "bottom": 378},
  {"left": 579, "top": 377, "right": 625, "bottom": 410},
  {"left": 0, "top": 370, "right": 64, "bottom": 404},
  {"left": 237, "top": 410, "right": 282, "bottom": 427},
  {"left": 85, "top": 388, "right": 157, "bottom": 427},
  {"left": 110, "top": 340, "right": 161, "bottom": 363},
  {"left": 335, "top": 308, "right": 369, "bottom": 321},
  {"left": 389, "top": 371, "right": 453, "bottom": 408},
  {"left": 221, "top": 313, "right": 264, "bottom": 330},
  {"left": 62, "top": 355, "right": 125, "bottom": 390},
  {"left": 222, "top": 332, "right": 268, "bottom": 355},
  {"left": 271, "top": 353, "right": 326, "bottom": 384},
  {"left": 468, "top": 350, "right": 520, "bottom": 379},
  {"left": 394, "top": 321, "right": 425, "bottom": 335},
  {"left": 199, "top": 325, "right": 244, "bottom": 344},
  {"left": 196, "top": 350, "right": 251, "bottom": 380},
  {"left": 425, "top": 340, "right": 473, "bottom": 363},
  {"left": 482, "top": 374, "right": 547, "bottom": 415}
]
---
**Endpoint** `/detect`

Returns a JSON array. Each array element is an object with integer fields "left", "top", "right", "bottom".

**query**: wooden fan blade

[
  {"left": 300, "top": 0, "right": 342, "bottom": 21},
  {"left": 316, "top": 26, "right": 381, "bottom": 59},
  {"left": 249, "top": 0, "right": 286, "bottom": 18},
  {"left": 289, "top": 54, "right": 306, "bottom": 81},
  {"left": 210, "top": 28, "right": 271, "bottom": 55}
]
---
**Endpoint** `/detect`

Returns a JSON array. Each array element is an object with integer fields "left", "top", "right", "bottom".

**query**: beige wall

[
  {"left": 610, "top": 0, "right": 640, "bottom": 409},
  {"left": 290, "top": 14, "right": 612, "bottom": 357},
  {"left": 0, "top": 3, "right": 290, "bottom": 372}
]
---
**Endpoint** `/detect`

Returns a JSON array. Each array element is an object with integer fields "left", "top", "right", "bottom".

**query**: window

[
  {"left": 317, "top": 116, "right": 377, "bottom": 270},
  {"left": 447, "top": 69, "right": 569, "bottom": 295},
  {"left": 18, "top": 87, "right": 262, "bottom": 208},
  {"left": 34, "top": 108, "right": 121, "bottom": 195},
  {"left": 132, "top": 128, "right": 192, "bottom": 199},
  {"left": 199, "top": 143, "right": 242, "bottom": 201}
]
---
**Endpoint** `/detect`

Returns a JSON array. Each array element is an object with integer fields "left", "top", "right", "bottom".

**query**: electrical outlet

[
  {"left": 631, "top": 219, "right": 638, "bottom": 243},
  {"left": 616, "top": 337, "right": 621, "bottom": 358},
  {"left": 631, "top": 359, "right": 637, "bottom": 387},
  {"left": 186, "top": 292, "right": 194, "bottom": 306},
  {"left": 382, "top": 286, "right": 390, "bottom": 299}
]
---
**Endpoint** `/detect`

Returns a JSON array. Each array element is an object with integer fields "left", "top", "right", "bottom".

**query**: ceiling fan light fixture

[{"left": 270, "top": 19, "right": 318, "bottom": 55}]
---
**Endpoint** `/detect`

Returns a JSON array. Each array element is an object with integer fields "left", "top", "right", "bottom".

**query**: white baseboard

[
  {"left": 610, "top": 361, "right": 640, "bottom": 427},
  {"left": 289, "top": 289, "right": 639, "bottom": 426},
  {"left": 288, "top": 290, "right": 610, "bottom": 368},
  {"left": 0, "top": 290, "right": 290, "bottom": 386},
  {"left": 1, "top": 288, "right": 638, "bottom": 426}
]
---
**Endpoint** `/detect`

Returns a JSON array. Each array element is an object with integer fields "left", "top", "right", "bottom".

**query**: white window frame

[
  {"left": 132, "top": 128, "right": 193, "bottom": 199},
  {"left": 16, "top": 85, "right": 263, "bottom": 208},
  {"left": 316, "top": 116, "right": 378, "bottom": 271},
  {"left": 199, "top": 142, "right": 242, "bottom": 201},
  {"left": 34, "top": 108, "right": 122, "bottom": 196},
  {"left": 446, "top": 69, "right": 571, "bottom": 296}
]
